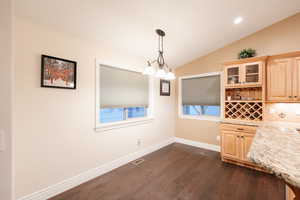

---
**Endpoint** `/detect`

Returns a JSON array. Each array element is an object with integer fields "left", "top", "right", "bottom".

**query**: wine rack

[{"left": 225, "top": 102, "right": 263, "bottom": 121}]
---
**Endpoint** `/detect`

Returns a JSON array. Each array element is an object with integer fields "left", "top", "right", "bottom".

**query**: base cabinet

[
  {"left": 221, "top": 130, "right": 240, "bottom": 160},
  {"left": 221, "top": 123, "right": 262, "bottom": 171},
  {"left": 241, "top": 133, "right": 254, "bottom": 164},
  {"left": 287, "top": 185, "right": 296, "bottom": 200}
]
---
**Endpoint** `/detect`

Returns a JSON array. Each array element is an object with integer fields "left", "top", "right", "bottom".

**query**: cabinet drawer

[{"left": 221, "top": 123, "right": 257, "bottom": 134}]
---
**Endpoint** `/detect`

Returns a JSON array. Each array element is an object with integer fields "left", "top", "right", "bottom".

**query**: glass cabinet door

[
  {"left": 226, "top": 66, "right": 240, "bottom": 85},
  {"left": 244, "top": 63, "right": 260, "bottom": 84}
]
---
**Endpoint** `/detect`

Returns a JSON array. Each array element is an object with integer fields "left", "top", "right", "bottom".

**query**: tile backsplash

[{"left": 265, "top": 103, "right": 300, "bottom": 122}]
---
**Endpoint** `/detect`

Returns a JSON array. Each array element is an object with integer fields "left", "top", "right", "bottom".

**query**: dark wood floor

[{"left": 50, "top": 143, "right": 285, "bottom": 200}]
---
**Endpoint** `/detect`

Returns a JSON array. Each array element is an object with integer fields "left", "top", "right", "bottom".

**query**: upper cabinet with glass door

[
  {"left": 243, "top": 62, "right": 263, "bottom": 85},
  {"left": 225, "top": 65, "right": 241, "bottom": 87},
  {"left": 224, "top": 57, "right": 267, "bottom": 88}
]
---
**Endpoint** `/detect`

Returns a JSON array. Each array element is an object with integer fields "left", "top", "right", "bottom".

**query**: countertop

[
  {"left": 248, "top": 125, "right": 300, "bottom": 188},
  {"left": 221, "top": 120, "right": 300, "bottom": 131},
  {"left": 221, "top": 120, "right": 261, "bottom": 127}
]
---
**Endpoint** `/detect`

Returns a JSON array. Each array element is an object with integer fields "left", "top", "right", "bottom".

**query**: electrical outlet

[
  {"left": 216, "top": 136, "right": 220, "bottom": 141},
  {"left": 0, "top": 130, "right": 5, "bottom": 152},
  {"left": 269, "top": 108, "right": 276, "bottom": 114},
  {"left": 137, "top": 139, "right": 141, "bottom": 147},
  {"left": 296, "top": 111, "right": 300, "bottom": 116}
]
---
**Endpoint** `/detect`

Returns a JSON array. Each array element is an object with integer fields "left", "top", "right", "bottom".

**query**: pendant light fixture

[{"left": 143, "top": 29, "right": 175, "bottom": 80}]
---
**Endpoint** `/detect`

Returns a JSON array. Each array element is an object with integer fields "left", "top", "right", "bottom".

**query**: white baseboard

[
  {"left": 18, "top": 137, "right": 175, "bottom": 200},
  {"left": 175, "top": 137, "right": 220, "bottom": 152}
]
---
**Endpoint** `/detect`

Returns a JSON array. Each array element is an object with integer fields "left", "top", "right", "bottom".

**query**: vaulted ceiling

[{"left": 15, "top": 0, "right": 300, "bottom": 67}]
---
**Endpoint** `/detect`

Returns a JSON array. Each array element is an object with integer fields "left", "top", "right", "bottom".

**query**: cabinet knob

[
  {"left": 289, "top": 96, "right": 292, "bottom": 98},
  {"left": 237, "top": 128, "right": 244, "bottom": 131},
  {"left": 295, "top": 96, "right": 298, "bottom": 98}
]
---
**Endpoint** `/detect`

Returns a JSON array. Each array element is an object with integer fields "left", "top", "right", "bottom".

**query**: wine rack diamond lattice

[{"left": 225, "top": 102, "right": 263, "bottom": 121}]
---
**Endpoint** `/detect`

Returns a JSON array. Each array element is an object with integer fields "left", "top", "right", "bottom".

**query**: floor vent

[{"left": 132, "top": 159, "right": 145, "bottom": 166}]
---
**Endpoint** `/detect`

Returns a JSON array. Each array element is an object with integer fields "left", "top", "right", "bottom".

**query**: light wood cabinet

[
  {"left": 293, "top": 57, "right": 300, "bottom": 101},
  {"left": 267, "top": 58, "right": 293, "bottom": 101},
  {"left": 221, "top": 51, "right": 300, "bottom": 175},
  {"left": 223, "top": 56, "right": 267, "bottom": 122},
  {"left": 221, "top": 124, "right": 258, "bottom": 169},
  {"left": 224, "top": 65, "right": 242, "bottom": 87},
  {"left": 267, "top": 54, "right": 300, "bottom": 102},
  {"left": 241, "top": 133, "right": 254, "bottom": 163},
  {"left": 221, "top": 131, "right": 240, "bottom": 160},
  {"left": 287, "top": 185, "right": 296, "bottom": 200},
  {"left": 243, "top": 62, "right": 263, "bottom": 85},
  {"left": 225, "top": 62, "right": 263, "bottom": 87},
  {"left": 221, "top": 130, "right": 254, "bottom": 163}
]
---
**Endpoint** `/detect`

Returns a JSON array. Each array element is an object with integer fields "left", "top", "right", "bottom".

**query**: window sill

[
  {"left": 179, "top": 115, "right": 221, "bottom": 122},
  {"left": 95, "top": 117, "right": 154, "bottom": 132}
]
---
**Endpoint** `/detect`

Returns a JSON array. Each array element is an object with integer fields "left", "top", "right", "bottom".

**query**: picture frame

[
  {"left": 41, "top": 55, "right": 77, "bottom": 89},
  {"left": 160, "top": 79, "right": 171, "bottom": 96}
]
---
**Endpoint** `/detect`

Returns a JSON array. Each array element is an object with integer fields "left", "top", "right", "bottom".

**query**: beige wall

[
  {"left": 14, "top": 18, "right": 175, "bottom": 198},
  {"left": 175, "top": 13, "right": 300, "bottom": 145},
  {"left": 0, "top": 0, "right": 14, "bottom": 199}
]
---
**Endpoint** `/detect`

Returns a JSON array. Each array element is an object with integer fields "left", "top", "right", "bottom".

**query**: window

[
  {"left": 179, "top": 72, "right": 222, "bottom": 120},
  {"left": 96, "top": 62, "right": 153, "bottom": 130},
  {"left": 100, "top": 107, "right": 147, "bottom": 123},
  {"left": 183, "top": 105, "right": 220, "bottom": 116}
]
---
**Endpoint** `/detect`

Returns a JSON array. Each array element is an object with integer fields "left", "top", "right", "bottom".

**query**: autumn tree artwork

[{"left": 41, "top": 55, "right": 77, "bottom": 89}]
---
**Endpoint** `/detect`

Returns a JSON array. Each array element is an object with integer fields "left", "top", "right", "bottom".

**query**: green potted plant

[{"left": 238, "top": 48, "right": 256, "bottom": 59}]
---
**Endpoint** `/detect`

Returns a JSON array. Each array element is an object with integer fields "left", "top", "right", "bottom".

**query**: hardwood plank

[{"left": 49, "top": 143, "right": 285, "bottom": 200}]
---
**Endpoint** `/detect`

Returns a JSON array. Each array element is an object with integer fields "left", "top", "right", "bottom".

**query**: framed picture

[
  {"left": 41, "top": 55, "right": 77, "bottom": 89},
  {"left": 160, "top": 79, "right": 170, "bottom": 96}
]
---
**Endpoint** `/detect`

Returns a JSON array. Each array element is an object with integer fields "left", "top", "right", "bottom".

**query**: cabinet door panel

[
  {"left": 287, "top": 185, "right": 296, "bottom": 200},
  {"left": 294, "top": 57, "right": 300, "bottom": 101},
  {"left": 243, "top": 62, "right": 262, "bottom": 85},
  {"left": 267, "top": 59, "right": 293, "bottom": 101},
  {"left": 225, "top": 65, "right": 241, "bottom": 86},
  {"left": 221, "top": 131, "right": 239, "bottom": 160},
  {"left": 241, "top": 133, "right": 254, "bottom": 163}
]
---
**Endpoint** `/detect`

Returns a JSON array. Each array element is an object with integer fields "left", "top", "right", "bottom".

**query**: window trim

[
  {"left": 178, "top": 71, "right": 223, "bottom": 122},
  {"left": 95, "top": 60, "right": 154, "bottom": 132}
]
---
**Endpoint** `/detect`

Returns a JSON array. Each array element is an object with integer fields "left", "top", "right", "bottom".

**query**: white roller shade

[
  {"left": 182, "top": 75, "right": 220, "bottom": 106},
  {"left": 100, "top": 65, "right": 149, "bottom": 108}
]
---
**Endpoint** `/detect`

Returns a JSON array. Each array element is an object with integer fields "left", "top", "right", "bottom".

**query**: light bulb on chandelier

[
  {"left": 143, "top": 29, "right": 175, "bottom": 80},
  {"left": 142, "top": 62, "right": 155, "bottom": 75},
  {"left": 155, "top": 68, "right": 167, "bottom": 78},
  {"left": 165, "top": 69, "right": 176, "bottom": 80}
]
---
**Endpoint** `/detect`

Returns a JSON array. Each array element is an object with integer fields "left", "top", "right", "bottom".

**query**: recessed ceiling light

[{"left": 234, "top": 17, "right": 243, "bottom": 25}]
